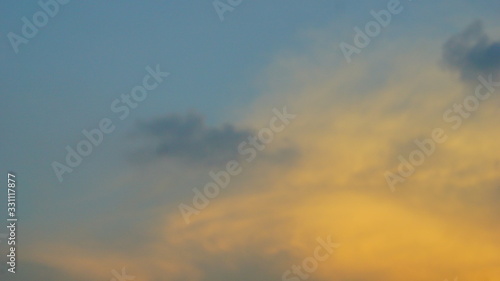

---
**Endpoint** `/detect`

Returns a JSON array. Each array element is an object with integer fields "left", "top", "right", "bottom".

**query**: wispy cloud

[{"left": 130, "top": 112, "right": 253, "bottom": 164}]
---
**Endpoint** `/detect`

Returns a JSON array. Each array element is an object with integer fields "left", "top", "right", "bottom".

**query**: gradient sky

[{"left": 1, "top": 0, "right": 500, "bottom": 280}]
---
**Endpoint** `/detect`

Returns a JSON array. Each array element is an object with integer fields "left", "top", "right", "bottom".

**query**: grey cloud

[
  {"left": 131, "top": 112, "right": 253, "bottom": 164},
  {"left": 442, "top": 20, "right": 500, "bottom": 81}
]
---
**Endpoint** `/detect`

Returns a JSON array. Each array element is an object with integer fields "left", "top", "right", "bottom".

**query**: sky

[{"left": 0, "top": 0, "right": 500, "bottom": 280}]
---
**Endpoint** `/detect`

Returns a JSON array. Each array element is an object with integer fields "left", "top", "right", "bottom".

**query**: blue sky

[{"left": 1, "top": 0, "right": 500, "bottom": 280}]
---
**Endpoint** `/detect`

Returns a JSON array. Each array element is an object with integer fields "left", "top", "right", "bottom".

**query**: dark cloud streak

[
  {"left": 131, "top": 112, "right": 253, "bottom": 164},
  {"left": 443, "top": 20, "right": 500, "bottom": 81}
]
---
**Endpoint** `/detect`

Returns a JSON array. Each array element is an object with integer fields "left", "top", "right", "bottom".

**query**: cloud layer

[{"left": 23, "top": 18, "right": 500, "bottom": 281}]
